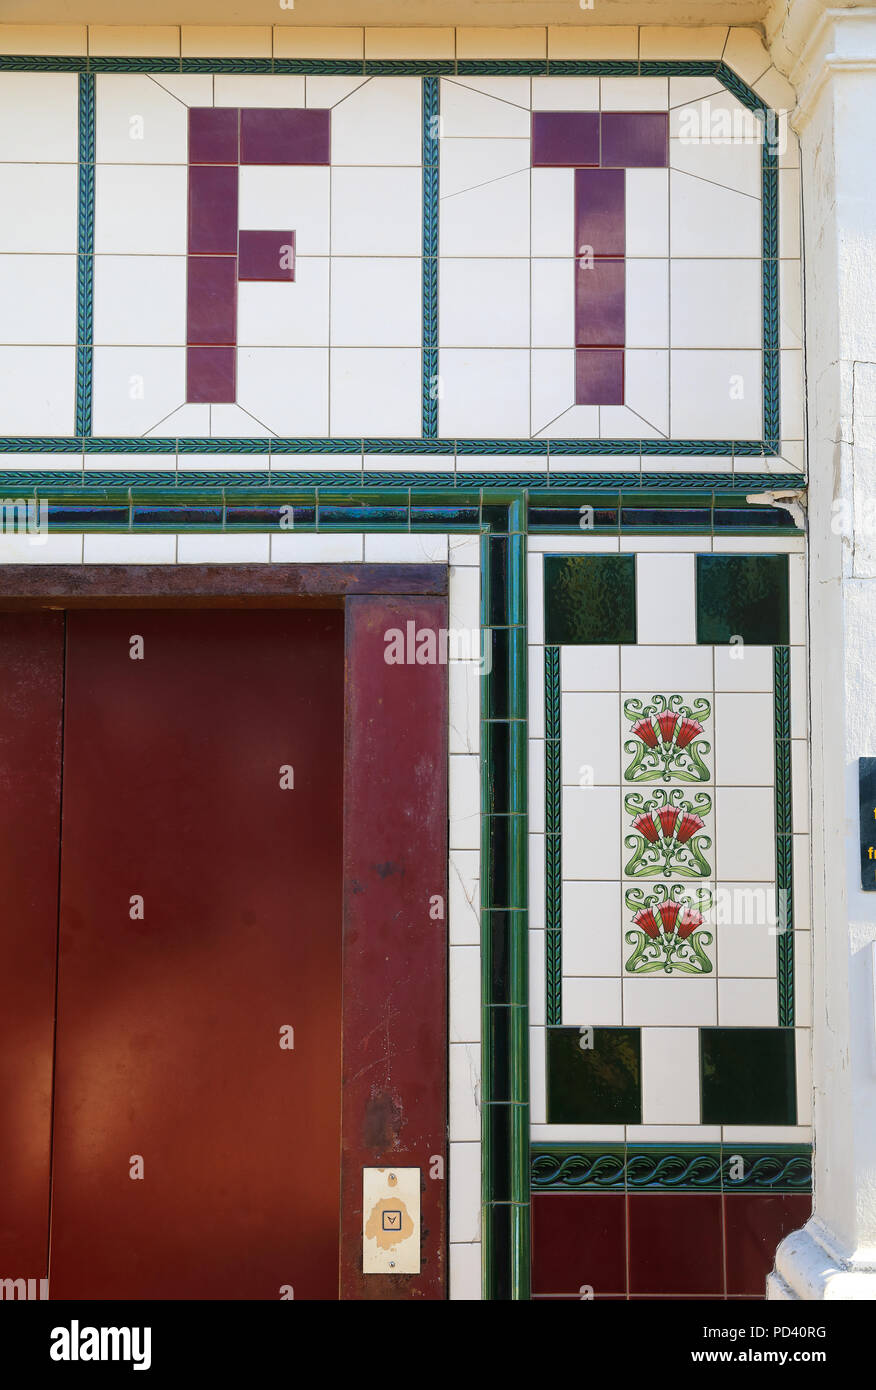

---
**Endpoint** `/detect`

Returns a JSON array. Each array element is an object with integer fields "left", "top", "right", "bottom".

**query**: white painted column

[{"left": 766, "top": 0, "right": 876, "bottom": 1299}]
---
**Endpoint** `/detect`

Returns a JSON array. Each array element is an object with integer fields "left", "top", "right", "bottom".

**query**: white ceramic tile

[
  {"left": 530, "top": 351, "right": 578, "bottom": 436},
  {"left": 529, "top": 931, "right": 545, "bottom": 1026},
  {"left": 636, "top": 553, "right": 696, "bottom": 645},
  {"left": 562, "top": 646, "right": 620, "bottom": 691},
  {"left": 529, "top": 833, "right": 545, "bottom": 931},
  {"left": 789, "top": 646, "right": 807, "bottom": 736},
  {"left": 449, "top": 754, "right": 481, "bottom": 851},
  {"left": 531, "top": 168, "right": 574, "bottom": 257},
  {"left": 562, "top": 880, "right": 623, "bottom": 976},
  {"left": 561, "top": 692, "right": 620, "bottom": 786},
  {"left": 599, "top": 403, "right": 664, "bottom": 442},
  {"left": 305, "top": 76, "right": 369, "bottom": 109},
  {"left": 0, "top": 165, "right": 77, "bottom": 252},
  {"left": 237, "top": 347, "right": 328, "bottom": 436},
  {"left": 330, "top": 258, "right": 420, "bottom": 347},
  {"left": 0, "top": 451, "right": 81, "bottom": 473},
  {"left": 440, "top": 79, "right": 530, "bottom": 138},
  {"left": 83, "top": 534, "right": 177, "bottom": 564},
  {"left": 670, "top": 171, "right": 761, "bottom": 258},
  {"left": 449, "top": 1142, "right": 481, "bottom": 1245},
  {"left": 531, "top": 76, "right": 599, "bottom": 110},
  {"left": 641, "top": 1027, "right": 700, "bottom": 1124},
  {"left": 669, "top": 137, "right": 762, "bottom": 197},
  {"left": 779, "top": 169, "right": 802, "bottom": 259},
  {"left": 626, "top": 1125, "right": 722, "bottom": 1142},
  {"left": 795, "top": 1029, "right": 812, "bottom": 1123},
  {"left": 792, "top": 835, "right": 810, "bottom": 931},
  {"left": 625, "top": 349, "right": 669, "bottom": 436},
  {"left": 329, "top": 348, "right": 420, "bottom": 437},
  {"left": 722, "top": 1125, "right": 811, "bottom": 1144},
  {"left": 0, "top": 254, "right": 76, "bottom": 345},
  {"left": 450, "top": 944, "right": 480, "bottom": 1044},
  {"left": 450, "top": 563, "right": 481, "bottom": 636},
  {"left": 781, "top": 349, "right": 805, "bottom": 441},
  {"left": 449, "top": 1041, "right": 481, "bottom": 1142},
  {"left": 95, "top": 166, "right": 187, "bottom": 254},
  {"left": 529, "top": 651, "right": 545, "bottom": 739},
  {"left": 531, "top": 260, "right": 574, "bottom": 348},
  {"left": 530, "top": 537, "right": 622, "bottom": 555},
  {"left": 670, "top": 350, "right": 763, "bottom": 440},
  {"left": 716, "top": 787, "right": 775, "bottom": 880},
  {"left": 440, "top": 170, "right": 530, "bottom": 257},
  {"left": 562, "top": 976, "right": 623, "bottom": 1026},
  {"left": 449, "top": 849, "right": 480, "bottom": 947},
  {"left": 714, "top": 644, "right": 774, "bottom": 691},
  {"left": 621, "top": 644, "right": 712, "bottom": 691},
  {"left": 530, "top": 1123, "right": 626, "bottom": 1142},
  {"left": 669, "top": 77, "right": 725, "bottom": 107},
  {"left": 239, "top": 167, "right": 330, "bottom": 256},
  {"left": 178, "top": 534, "right": 270, "bottom": 563},
  {"left": 440, "top": 259, "right": 530, "bottom": 348},
  {"left": 0, "top": 346, "right": 73, "bottom": 434},
  {"left": 213, "top": 74, "right": 305, "bottom": 107},
  {"left": 330, "top": 77, "right": 421, "bottom": 165},
  {"left": 95, "top": 74, "right": 187, "bottom": 163},
  {"left": 562, "top": 786, "right": 621, "bottom": 880},
  {"left": 331, "top": 167, "right": 421, "bottom": 255},
  {"left": 449, "top": 1242, "right": 481, "bottom": 1300},
  {"left": 670, "top": 260, "right": 761, "bottom": 348},
  {"left": 529, "top": 1025, "right": 546, "bottom": 1123},
  {"left": 626, "top": 260, "right": 669, "bottom": 349},
  {"left": 669, "top": 91, "right": 763, "bottom": 143},
  {"left": 239, "top": 264, "right": 330, "bottom": 348},
  {"left": 209, "top": 404, "right": 271, "bottom": 439},
  {"left": 715, "top": 693, "right": 774, "bottom": 786},
  {"left": 625, "top": 169, "right": 669, "bottom": 258},
  {"left": 623, "top": 977, "right": 717, "bottom": 1026},
  {"left": 450, "top": 535, "right": 481, "bottom": 568},
  {"left": 270, "top": 531, "right": 363, "bottom": 562},
  {"left": 441, "top": 138, "right": 530, "bottom": 199},
  {"left": 148, "top": 74, "right": 213, "bottom": 106},
  {"left": 439, "top": 349, "right": 530, "bottom": 438},
  {"left": 93, "top": 255, "right": 186, "bottom": 347},
  {"left": 714, "top": 885, "right": 780, "bottom": 975},
  {"left": 0, "top": 73, "right": 78, "bottom": 161},
  {"left": 718, "top": 978, "right": 778, "bottom": 1026},
  {"left": 452, "top": 76, "right": 533, "bottom": 106},
  {"left": 791, "top": 739, "right": 809, "bottom": 833},
  {"left": 600, "top": 76, "right": 668, "bottom": 110},
  {"left": 0, "top": 532, "right": 83, "bottom": 564},
  {"left": 529, "top": 739, "right": 545, "bottom": 834},
  {"left": 789, "top": 555, "right": 806, "bottom": 644}
]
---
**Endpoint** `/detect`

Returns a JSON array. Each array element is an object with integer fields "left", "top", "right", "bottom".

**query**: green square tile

[
  {"left": 547, "top": 1026, "right": 641, "bottom": 1124},
  {"left": 696, "top": 554, "right": 789, "bottom": 645},
  {"left": 700, "top": 1028, "right": 797, "bottom": 1126},
  {"left": 544, "top": 554, "right": 636, "bottom": 645}
]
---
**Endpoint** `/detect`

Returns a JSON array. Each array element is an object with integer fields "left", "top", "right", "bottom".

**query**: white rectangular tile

[
  {"left": 449, "top": 1142, "right": 482, "bottom": 1245},
  {"left": 561, "top": 646, "right": 620, "bottom": 691},
  {"left": 636, "top": 553, "right": 696, "bottom": 644},
  {"left": 450, "top": 945, "right": 481, "bottom": 1044},
  {"left": 641, "top": 1027, "right": 700, "bottom": 1124},
  {"left": 562, "top": 786, "right": 621, "bottom": 879},
  {"left": 449, "top": 849, "right": 480, "bottom": 947},
  {"left": 715, "top": 693, "right": 774, "bottom": 785},
  {"left": 716, "top": 787, "right": 775, "bottom": 880},
  {"left": 561, "top": 692, "right": 620, "bottom": 786},
  {"left": 562, "top": 881, "right": 623, "bottom": 976},
  {"left": 270, "top": 532, "right": 363, "bottom": 562},
  {"left": 562, "top": 976, "right": 623, "bottom": 1026},
  {"left": 449, "top": 753, "right": 481, "bottom": 850},
  {"left": 621, "top": 644, "right": 712, "bottom": 690},
  {"left": 449, "top": 1042, "right": 481, "bottom": 1143},
  {"left": 623, "top": 977, "right": 717, "bottom": 1025},
  {"left": 718, "top": 977, "right": 778, "bottom": 1026}
]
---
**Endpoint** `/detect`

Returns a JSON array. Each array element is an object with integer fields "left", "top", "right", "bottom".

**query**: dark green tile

[
  {"left": 700, "top": 1028, "right": 797, "bottom": 1125},
  {"left": 544, "top": 554, "right": 636, "bottom": 645},
  {"left": 547, "top": 1026, "right": 641, "bottom": 1124},
  {"left": 696, "top": 554, "right": 789, "bottom": 645}
]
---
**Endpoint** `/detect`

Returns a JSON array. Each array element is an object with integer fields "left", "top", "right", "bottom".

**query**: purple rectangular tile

[
  {"left": 239, "top": 108, "right": 330, "bottom": 166},
  {"left": 575, "top": 349, "right": 624, "bottom": 406},
  {"left": 188, "top": 165, "right": 238, "bottom": 255},
  {"left": 532, "top": 111, "right": 599, "bottom": 168},
  {"left": 238, "top": 230, "right": 295, "bottom": 281},
  {"left": 574, "top": 168, "right": 625, "bottom": 258},
  {"left": 187, "top": 346, "right": 235, "bottom": 404},
  {"left": 189, "top": 107, "right": 239, "bottom": 165},
  {"left": 576, "top": 258, "right": 625, "bottom": 347},
  {"left": 600, "top": 112, "right": 668, "bottom": 168},
  {"left": 187, "top": 256, "right": 237, "bottom": 345}
]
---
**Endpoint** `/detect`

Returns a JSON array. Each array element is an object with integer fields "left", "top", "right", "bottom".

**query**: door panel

[
  {"left": 49, "top": 609, "right": 344, "bottom": 1299},
  {"left": 0, "top": 613, "right": 64, "bottom": 1281}
]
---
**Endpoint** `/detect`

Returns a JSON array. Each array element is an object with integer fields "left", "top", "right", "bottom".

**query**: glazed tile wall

[
  {"left": 0, "top": 42, "right": 803, "bottom": 475},
  {"left": 529, "top": 534, "right": 810, "bottom": 1153}
]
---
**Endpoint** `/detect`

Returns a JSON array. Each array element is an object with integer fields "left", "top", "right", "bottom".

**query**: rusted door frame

[{"left": 0, "top": 563, "right": 449, "bottom": 1301}]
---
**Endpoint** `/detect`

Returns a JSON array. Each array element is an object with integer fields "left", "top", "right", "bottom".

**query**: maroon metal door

[{"left": 49, "top": 609, "right": 344, "bottom": 1299}]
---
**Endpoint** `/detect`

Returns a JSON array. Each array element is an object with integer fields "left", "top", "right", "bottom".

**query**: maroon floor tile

[
  {"left": 189, "top": 107, "right": 239, "bottom": 165},
  {"left": 575, "top": 168, "right": 625, "bottom": 257},
  {"left": 532, "top": 111, "right": 599, "bottom": 167},
  {"left": 724, "top": 1193, "right": 811, "bottom": 1296},
  {"left": 238, "top": 230, "right": 295, "bottom": 281},
  {"left": 239, "top": 108, "right": 330, "bottom": 165},
  {"left": 576, "top": 257, "right": 625, "bottom": 346},
  {"left": 186, "top": 346, "right": 236, "bottom": 404},
  {"left": 575, "top": 348, "right": 624, "bottom": 406},
  {"left": 187, "top": 257, "right": 237, "bottom": 345},
  {"left": 531, "top": 1193, "right": 626, "bottom": 1296},
  {"left": 628, "top": 1193, "right": 724, "bottom": 1296},
  {"left": 601, "top": 112, "right": 668, "bottom": 168},
  {"left": 188, "top": 166, "right": 239, "bottom": 255}
]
